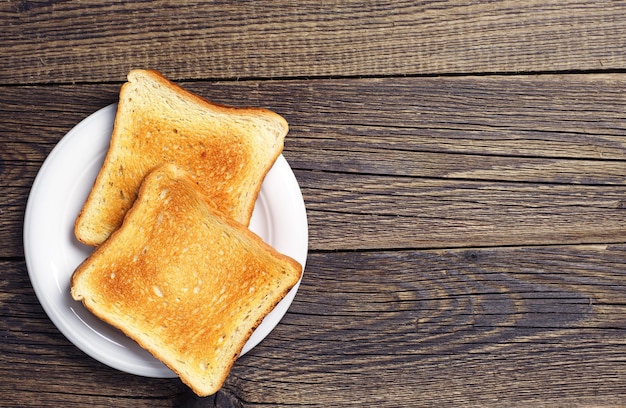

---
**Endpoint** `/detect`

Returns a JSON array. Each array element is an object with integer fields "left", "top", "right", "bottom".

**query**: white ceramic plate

[{"left": 24, "top": 104, "right": 308, "bottom": 378}]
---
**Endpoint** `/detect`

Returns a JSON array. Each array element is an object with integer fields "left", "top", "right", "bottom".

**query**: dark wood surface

[{"left": 2, "top": 1, "right": 626, "bottom": 407}]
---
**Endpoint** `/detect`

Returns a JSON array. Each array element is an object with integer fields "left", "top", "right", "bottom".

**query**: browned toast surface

[
  {"left": 75, "top": 69, "right": 288, "bottom": 246},
  {"left": 71, "top": 164, "right": 302, "bottom": 396}
]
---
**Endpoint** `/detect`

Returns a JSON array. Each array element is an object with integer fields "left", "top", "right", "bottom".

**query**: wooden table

[{"left": 3, "top": 1, "right": 626, "bottom": 406}]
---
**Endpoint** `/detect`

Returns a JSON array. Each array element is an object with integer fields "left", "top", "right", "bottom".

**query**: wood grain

[
  {"left": 301, "top": 172, "right": 626, "bottom": 250},
  {"left": 224, "top": 244, "right": 626, "bottom": 406},
  {"left": 3, "top": 75, "right": 626, "bottom": 256},
  {"left": 2, "top": 0, "right": 626, "bottom": 84},
  {"left": 5, "top": 244, "right": 626, "bottom": 406}
]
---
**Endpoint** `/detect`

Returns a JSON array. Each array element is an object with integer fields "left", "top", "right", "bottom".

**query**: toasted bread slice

[
  {"left": 71, "top": 164, "right": 302, "bottom": 396},
  {"left": 75, "top": 69, "right": 289, "bottom": 246}
]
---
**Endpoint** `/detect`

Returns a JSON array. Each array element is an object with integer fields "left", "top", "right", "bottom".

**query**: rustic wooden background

[{"left": 2, "top": 1, "right": 626, "bottom": 406}]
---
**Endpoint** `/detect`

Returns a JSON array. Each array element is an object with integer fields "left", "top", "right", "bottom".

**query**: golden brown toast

[
  {"left": 75, "top": 69, "right": 289, "bottom": 246},
  {"left": 71, "top": 164, "right": 302, "bottom": 396}
]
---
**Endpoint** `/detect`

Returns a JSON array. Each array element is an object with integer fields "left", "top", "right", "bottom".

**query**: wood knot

[
  {"left": 17, "top": 1, "right": 56, "bottom": 13},
  {"left": 463, "top": 250, "right": 481, "bottom": 262},
  {"left": 17, "top": 1, "right": 32, "bottom": 13}
]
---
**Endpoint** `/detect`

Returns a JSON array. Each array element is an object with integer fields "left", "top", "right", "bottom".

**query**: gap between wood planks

[{"left": 307, "top": 242, "right": 615, "bottom": 254}]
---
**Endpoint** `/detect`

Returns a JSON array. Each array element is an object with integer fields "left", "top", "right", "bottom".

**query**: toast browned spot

[
  {"left": 71, "top": 164, "right": 302, "bottom": 396},
  {"left": 75, "top": 69, "right": 288, "bottom": 246}
]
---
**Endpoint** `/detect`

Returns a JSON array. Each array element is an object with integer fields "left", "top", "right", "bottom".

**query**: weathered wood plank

[
  {"left": 278, "top": 74, "right": 626, "bottom": 160},
  {"left": 4, "top": 75, "right": 626, "bottom": 162},
  {"left": 2, "top": 0, "right": 626, "bottom": 84},
  {"left": 291, "top": 146, "right": 626, "bottom": 185},
  {"left": 6, "top": 141, "right": 626, "bottom": 189},
  {"left": 6, "top": 243, "right": 626, "bottom": 406},
  {"left": 8, "top": 169, "right": 626, "bottom": 255},
  {"left": 300, "top": 171, "right": 626, "bottom": 250},
  {"left": 3, "top": 75, "right": 626, "bottom": 160}
]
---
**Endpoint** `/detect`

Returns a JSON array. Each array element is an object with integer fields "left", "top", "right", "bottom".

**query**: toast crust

[
  {"left": 75, "top": 69, "right": 288, "bottom": 246},
  {"left": 71, "top": 164, "right": 302, "bottom": 396}
]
